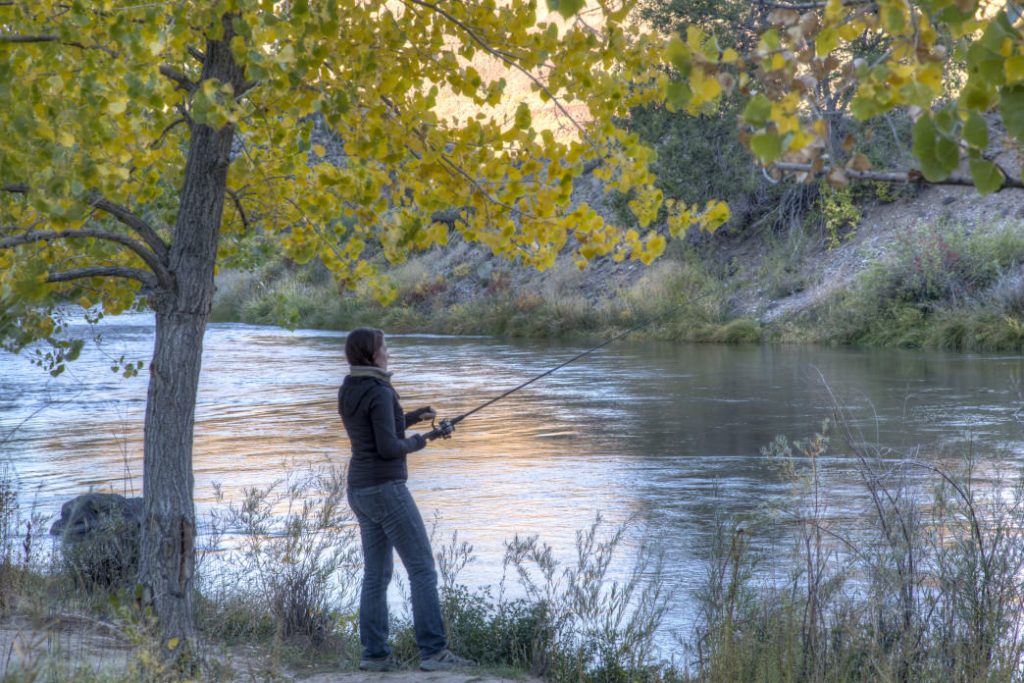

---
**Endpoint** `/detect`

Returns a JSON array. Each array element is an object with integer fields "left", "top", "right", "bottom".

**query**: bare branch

[
  {"left": 771, "top": 161, "right": 1024, "bottom": 192},
  {"left": 0, "top": 228, "right": 172, "bottom": 288},
  {"left": 159, "top": 64, "right": 197, "bottom": 93},
  {"left": 431, "top": 208, "right": 467, "bottom": 227},
  {"left": 0, "top": 34, "right": 119, "bottom": 56},
  {"left": 3, "top": 184, "right": 169, "bottom": 260},
  {"left": 236, "top": 79, "right": 260, "bottom": 97},
  {"left": 187, "top": 45, "right": 206, "bottom": 63},
  {"left": 225, "top": 189, "right": 251, "bottom": 233},
  {"left": 753, "top": 0, "right": 875, "bottom": 9},
  {"left": 87, "top": 194, "right": 170, "bottom": 262},
  {"left": 150, "top": 117, "right": 187, "bottom": 149},
  {"left": 0, "top": 34, "right": 59, "bottom": 44},
  {"left": 47, "top": 266, "right": 156, "bottom": 287}
]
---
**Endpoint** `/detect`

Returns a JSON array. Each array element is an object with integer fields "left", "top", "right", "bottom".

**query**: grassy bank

[
  {"left": 802, "top": 221, "right": 1024, "bottom": 350},
  {"left": 7, "top": 413, "right": 1024, "bottom": 681},
  {"left": 211, "top": 217, "right": 1024, "bottom": 352},
  {"left": 211, "top": 245, "right": 763, "bottom": 345}
]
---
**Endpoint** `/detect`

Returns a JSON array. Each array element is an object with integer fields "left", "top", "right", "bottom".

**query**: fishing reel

[{"left": 425, "top": 418, "right": 456, "bottom": 441}]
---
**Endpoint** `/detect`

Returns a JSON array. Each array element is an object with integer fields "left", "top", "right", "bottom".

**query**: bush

[
  {"left": 198, "top": 465, "right": 361, "bottom": 657},
  {"left": 818, "top": 221, "right": 1024, "bottom": 350},
  {"left": 686, "top": 407, "right": 1024, "bottom": 682}
]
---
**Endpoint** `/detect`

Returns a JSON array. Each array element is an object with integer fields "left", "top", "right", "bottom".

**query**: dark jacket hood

[{"left": 339, "top": 375, "right": 387, "bottom": 419}]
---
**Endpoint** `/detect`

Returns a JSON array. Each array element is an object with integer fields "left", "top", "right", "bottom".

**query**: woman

[{"left": 339, "top": 327, "right": 472, "bottom": 672}]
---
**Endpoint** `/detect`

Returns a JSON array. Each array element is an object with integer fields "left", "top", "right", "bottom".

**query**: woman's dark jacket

[{"left": 339, "top": 374, "right": 428, "bottom": 489}]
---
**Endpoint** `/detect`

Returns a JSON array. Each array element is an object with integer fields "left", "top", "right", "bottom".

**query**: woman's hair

[{"left": 345, "top": 327, "right": 385, "bottom": 367}]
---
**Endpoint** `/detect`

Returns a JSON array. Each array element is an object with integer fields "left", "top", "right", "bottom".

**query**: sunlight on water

[{"left": 2, "top": 311, "right": 1024, "bottom": 642}]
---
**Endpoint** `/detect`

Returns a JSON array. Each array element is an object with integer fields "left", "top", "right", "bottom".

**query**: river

[{"left": 1, "top": 311, "right": 1023, "bottom": 647}]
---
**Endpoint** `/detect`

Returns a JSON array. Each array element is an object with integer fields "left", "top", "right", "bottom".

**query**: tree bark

[{"left": 138, "top": 15, "right": 245, "bottom": 654}]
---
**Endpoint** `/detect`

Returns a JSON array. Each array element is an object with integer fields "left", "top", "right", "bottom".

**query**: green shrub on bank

[{"left": 817, "top": 221, "right": 1024, "bottom": 350}]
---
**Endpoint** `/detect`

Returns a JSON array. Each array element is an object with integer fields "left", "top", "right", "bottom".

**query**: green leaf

[
  {"left": 1000, "top": 85, "right": 1024, "bottom": 141},
  {"left": 969, "top": 158, "right": 1004, "bottom": 194},
  {"left": 912, "top": 114, "right": 959, "bottom": 182},
  {"left": 547, "top": 0, "right": 584, "bottom": 18},
  {"left": 960, "top": 82, "right": 996, "bottom": 111},
  {"left": 935, "top": 135, "right": 960, "bottom": 171},
  {"left": 962, "top": 111, "right": 988, "bottom": 149},
  {"left": 665, "top": 35, "right": 691, "bottom": 76},
  {"left": 665, "top": 81, "right": 692, "bottom": 112},
  {"left": 742, "top": 94, "right": 772, "bottom": 127},
  {"left": 934, "top": 107, "right": 956, "bottom": 136},
  {"left": 750, "top": 132, "right": 783, "bottom": 163}
]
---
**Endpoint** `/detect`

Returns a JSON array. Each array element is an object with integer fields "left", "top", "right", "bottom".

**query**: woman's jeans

[{"left": 347, "top": 480, "right": 447, "bottom": 659}]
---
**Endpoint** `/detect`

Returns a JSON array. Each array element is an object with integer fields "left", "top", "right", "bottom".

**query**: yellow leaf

[
  {"left": 167, "top": 638, "right": 180, "bottom": 651},
  {"left": 917, "top": 63, "right": 943, "bottom": 95},
  {"left": 700, "top": 201, "right": 730, "bottom": 232},
  {"left": 107, "top": 100, "right": 127, "bottom": 115},
  {"left": 312, "top": 144, "right": 326, "bottom": 156},
  {"left": 1000, "top": 37, "right": 1014, "bottom": 58},
  {"left": 824, "top": 0, "right": 845, "bottom": 23},
  {"left": 770, "top": 53, "right": 787, "bottom": 71},
  {"left": 57, "top": 131, "right": 75, "bottom": 147},
  {"left": 722, "top": 48, "right": 739, "bottom": 64},
  {"left": 1005, "top": 56, "right": 1024, "bottom": 84},
  {"left": 688, "top": 69, "right": 721, "bottom": 108},
  {"left": 686, "top": 25, "right": 705, "bottom": 52},
  {"left": 788, "top": 129, "right": 815, "bottom": 151}
]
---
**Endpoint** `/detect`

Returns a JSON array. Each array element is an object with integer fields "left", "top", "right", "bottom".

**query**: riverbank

[
  {"left": 5, "top": 425, "right": 1024, "bottom": 682},
  {"left": 211, "top": 183, "right": 1024, "bottom": 352}
]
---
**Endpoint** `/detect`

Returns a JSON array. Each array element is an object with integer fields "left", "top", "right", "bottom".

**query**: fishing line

[{"left": 424, "top": 287, "right": 723, "bottom": 440}]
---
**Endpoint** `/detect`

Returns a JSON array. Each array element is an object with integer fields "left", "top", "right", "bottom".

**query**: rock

[
  {"left": 50, "top": 493, "right": 143, "bottom": 588},
  {"left": 50, "top": 493, "right": 143, "bottom": 539}
]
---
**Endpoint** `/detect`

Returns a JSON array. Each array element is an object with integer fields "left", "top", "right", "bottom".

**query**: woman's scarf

[{"left": 348, "top": 365, "right": 393, "bottom": 384}]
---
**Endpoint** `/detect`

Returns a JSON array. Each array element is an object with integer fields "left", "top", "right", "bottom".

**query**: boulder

[
  {"left": 50, "top": 493, "right": 143, "bottom": 588},
  {"left": 50, "top": 493, "right": 143, "bottom": 539}
]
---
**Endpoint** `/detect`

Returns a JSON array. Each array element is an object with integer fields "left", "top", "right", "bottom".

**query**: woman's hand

[{"left": 408, "top": 406, "right": 437, "bottom": 424}]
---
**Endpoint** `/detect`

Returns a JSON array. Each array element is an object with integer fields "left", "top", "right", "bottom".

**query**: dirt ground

[
  {"left": 0, "top": 613, "right": 536, "bottom": 682},
  {"left": 300, "top": 673, "right": 539, "bottom": 683}
]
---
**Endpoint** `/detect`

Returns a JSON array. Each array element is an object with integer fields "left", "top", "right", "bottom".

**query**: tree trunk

[{"left": 138, "top": 17, "right": 245, "bottom": 653}]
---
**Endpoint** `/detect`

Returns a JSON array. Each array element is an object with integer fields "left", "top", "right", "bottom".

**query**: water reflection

[{"left": 1, "top": 313, "right": 1023, "bottom": 642}]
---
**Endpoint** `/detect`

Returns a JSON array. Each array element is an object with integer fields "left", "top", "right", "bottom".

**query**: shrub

[{"left": 198, "top": 465, "right": 361, "bottom": 656}]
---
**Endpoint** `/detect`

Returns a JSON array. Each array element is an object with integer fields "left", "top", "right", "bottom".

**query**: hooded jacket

[{"left": 339, "top": 374, "right": 428, "bottom": 489}]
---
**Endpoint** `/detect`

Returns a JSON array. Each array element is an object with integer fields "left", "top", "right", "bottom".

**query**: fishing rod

[
  {"left": 421, "top": 279, "right": 732, "bottom": 441},
  {"left": 423, "top": 321, "right": 646, "bottom": 440}
]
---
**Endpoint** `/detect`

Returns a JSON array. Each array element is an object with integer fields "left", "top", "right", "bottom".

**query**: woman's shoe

[
  {"left": 419, "top": 648, "right": 475, "bottom": 671},
  {"left": 359, "top": 654, "right": 397, "bottom": 671}
]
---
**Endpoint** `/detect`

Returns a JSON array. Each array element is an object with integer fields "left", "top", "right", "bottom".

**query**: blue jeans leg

[
  {"left": 348, "top": 491, "right": 394, "bottom": 659},
  {"left": 348, "top": 481, "right": 447, "bottom": 659}
]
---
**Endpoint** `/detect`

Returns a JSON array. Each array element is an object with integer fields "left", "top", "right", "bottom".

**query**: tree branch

[
  {"left": 187, "top": 45, "right": 206, "bottom": 63},
  {"left": 2, "top": 184, "right": 169, "bottom": 261},
  {"left": 87, "top": 194, "right": 170, "bottom": 262},
  {"left": 150, "top": 117, "right": 187, "bottom": 149},
  {"left": 0, "top": 34, "right": 59, "bottom": 44},
  {"left": 0, "top": 228, "right": 173, "bottom": 288},
  {"left": 159, "top": 64, "right": 197, "bottom": 93},
  {"left": 47, "top": 266, "right": 156, "bottom": 287},
  {"left": 225, "top": 189, "right": 250, "bottom": 233},
  {"left": 753, "top": 0, "right": 875, "bottom": 9},
  {"left": 772, "top": 161, "right": 1024, "bottom": 191},
  {"left": 0, "top": 33, "right": 119, "bottom": 57}
]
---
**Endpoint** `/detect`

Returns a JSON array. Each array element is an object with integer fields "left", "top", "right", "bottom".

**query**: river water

[{"left": 1, "top": 311, "right": 1023, "bottom": 646}]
